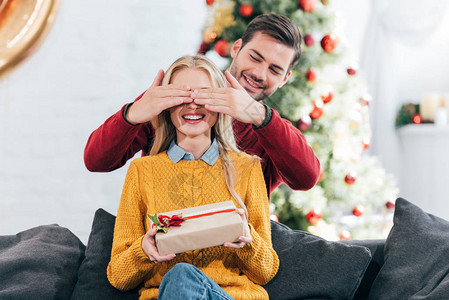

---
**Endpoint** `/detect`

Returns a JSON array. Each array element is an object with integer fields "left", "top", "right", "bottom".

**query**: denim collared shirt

[{"left": 167, "top": 138, "right": 219, "bottom": 166}]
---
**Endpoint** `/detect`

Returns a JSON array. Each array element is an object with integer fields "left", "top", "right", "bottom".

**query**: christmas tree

[{"left": 199, "top": 0, "right": 398, "bottom": 240}]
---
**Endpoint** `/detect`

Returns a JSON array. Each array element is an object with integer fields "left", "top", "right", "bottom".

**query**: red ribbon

[
  {"left": 154, "top": 208, "right": 237, "bottom": 230},
  {"left": 183, "top": 208, "right": 236, "bottom": 220}
]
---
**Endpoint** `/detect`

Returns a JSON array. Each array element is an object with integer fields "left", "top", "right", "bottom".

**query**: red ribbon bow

[
  {"left": 158, "top": 214, "right": 183, "bottom": 227},
  {"left": 150, "top": 208, "right": 236, "bottom": 233}
]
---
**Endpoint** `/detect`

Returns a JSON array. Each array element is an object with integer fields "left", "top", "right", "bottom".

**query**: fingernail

[{"left": 191, "top": 93, "right": 196, "bottom": 98}]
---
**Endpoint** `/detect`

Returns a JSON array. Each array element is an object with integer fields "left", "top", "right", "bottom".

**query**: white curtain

[{"left": 361, "top": 0, "right": 449, "bottom": 179}]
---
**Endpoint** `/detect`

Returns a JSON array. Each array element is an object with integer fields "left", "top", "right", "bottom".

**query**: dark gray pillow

[
  {"left": 264, "top": 221, "right": 372, "bottom": 300},
  {"left": 367, "top": 198, "right": 449, "bottom": 300},
  {"left": 71, "top": 209, "right": 139, "bottom": 300},
  {"left": 0, "top": 224, "right": 85, "bottom": 299},
  {"left": 345, "top": 239, "right": 385, "bottom": 299}
]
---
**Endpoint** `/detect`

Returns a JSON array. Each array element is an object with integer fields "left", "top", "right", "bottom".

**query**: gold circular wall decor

[{"left": 0, "top": 0, "right": 60, "bottom": 77}]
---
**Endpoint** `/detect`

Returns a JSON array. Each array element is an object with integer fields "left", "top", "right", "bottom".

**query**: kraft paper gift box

[{"left": 150, "top": 201, "right": 244, "bottom": 256}]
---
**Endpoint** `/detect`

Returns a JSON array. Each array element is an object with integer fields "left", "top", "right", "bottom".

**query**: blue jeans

[{"left": 158, "top": 263, "right": 234, "bottom": 300}]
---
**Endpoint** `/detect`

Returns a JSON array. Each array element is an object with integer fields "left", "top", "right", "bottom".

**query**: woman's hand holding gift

[
  {"left": 142, "top": 228, "right": 176, "bottom": 263},
  {"left": 223, "top": 208, "right": 252, "bottom": 249}
]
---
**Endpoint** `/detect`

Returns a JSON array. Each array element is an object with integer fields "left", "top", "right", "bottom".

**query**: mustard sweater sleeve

[
  {"left": 107, "top": 161, "right": 154, "bottom": 291},
  {"left": 235, "top": 159, "right": 280, "bottom": 285}
]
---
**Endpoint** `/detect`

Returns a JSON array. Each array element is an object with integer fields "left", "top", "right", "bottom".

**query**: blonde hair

[{"left": 150, "top": 55, "right": 250, "bottom": 216}]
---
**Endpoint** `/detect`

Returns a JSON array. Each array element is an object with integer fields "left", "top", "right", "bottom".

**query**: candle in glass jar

[{"left": 420, "top": 93, "right": 440, "bottom": 122}]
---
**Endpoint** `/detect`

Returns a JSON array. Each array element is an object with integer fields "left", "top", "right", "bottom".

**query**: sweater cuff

[
  {"left": 131, "top": 235, "right": 153, "bottom": 265},
  {"left": 235, "top": 223, "right": 257, "bottom": 258},
  {"left": 252, "top": 104, "right": 272, "bottom": 130}
]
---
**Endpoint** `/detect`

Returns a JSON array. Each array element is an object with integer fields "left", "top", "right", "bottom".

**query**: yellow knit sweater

[{"left": 107, "top": 151, "right": 279, "bottom": 300}]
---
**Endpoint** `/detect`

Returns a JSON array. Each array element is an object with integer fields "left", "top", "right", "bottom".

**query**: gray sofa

[{"left": 1, "top": 198, "right": 448, "bottom": 299}]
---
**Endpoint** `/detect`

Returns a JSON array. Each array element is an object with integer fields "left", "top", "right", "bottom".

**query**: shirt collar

[{"left": 167, "top": 138, "right": 219, "bottom": 166}]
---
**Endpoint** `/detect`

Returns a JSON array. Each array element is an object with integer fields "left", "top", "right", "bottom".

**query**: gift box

[{"left": 150, "top": 201, "right": 244, "bottom": 256}]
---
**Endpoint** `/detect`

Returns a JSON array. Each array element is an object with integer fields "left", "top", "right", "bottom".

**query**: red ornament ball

[
  {"left": 347, "top": 67, "right": 357, "bottom": 76},
  {"left": 344, "top": 171, "right": 357, "bottom": 185},
  {"left": 304, "top": 34, "right": 315, "bottom": 46},
  {"left": 340, "top": 230, "right": 352, "bottom": 241},
  {"left": 310, "top": 107, "right": 323, "bottom": 119},
  {"left": 306, "top": 69, "right": 316, "bottom": 82},
  {"left": 214, "top": 40, "right": 229, "bottom": 57},
  {"left": 298, "top": 0, "right": 317, "bottom": 12},
  {"left": 239, "top": 4, "right": 253, "bottom": 17},
  {"left": 412, "top": 114, "right": 422, "bottom": 124},
  {"left": 270, "top": 214, "right": 279, "bottom": 222},
  {"left": 360, "top": 93, "right": 372, "bottom": 106},
  {"left": 197, "top": 42, "right": 210, "bottom": 55},
  {"left": 352, "top": 204, "right": 365, "bottom": 217},
  {"left": 206, "top": 0, "right": 214, "bottom": 5},
  {"left": 321, "top": 89, "right": 333, "bottom": 104},
  {"left": 297, "top": 115, "right": 312, "bottom": 131},
  {"left": 306, "top": 208, "right": 322, "bottom": 225},
  {"left": 321, "top": 33, "right": 338, "bottom": 53},
  {"left": 310, "top": 99, "right": 324, "bottom": 119},
  {"left": 362, "top": 137, "right": 371, "bottom": 150},
  {"left": 386, "top": 200, "right": 395, "bottom": 210}
]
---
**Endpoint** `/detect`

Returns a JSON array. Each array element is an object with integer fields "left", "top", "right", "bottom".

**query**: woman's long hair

[{"left": 150, "top": 55, "right": 250, "bottom": 216}]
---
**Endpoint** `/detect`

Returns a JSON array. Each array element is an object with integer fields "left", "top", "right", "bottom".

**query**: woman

[{"left": 107, "top": 55, "right": 278, "bottom": 299}]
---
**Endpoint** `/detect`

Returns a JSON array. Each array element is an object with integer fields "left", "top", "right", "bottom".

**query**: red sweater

[{"left": 84, "top": 97, "right": 321, "bottom": 197}]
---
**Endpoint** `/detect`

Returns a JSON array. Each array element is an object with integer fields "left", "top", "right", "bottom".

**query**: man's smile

[{"left": 242, "top": 73, "right": 265, "bottom": 92}]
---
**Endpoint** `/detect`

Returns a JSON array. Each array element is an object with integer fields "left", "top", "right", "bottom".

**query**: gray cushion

[
  {"left": 344, "top": 239, "right": 385, "bottom": 299},
  {"left": 71, "top": 209, "right": 139, "bottom": 300},
  {"left": 264, "top": 221, "right": 372, "bottom": 300},
  {"left": 367, "top": 198, "right": 449, "bottom": 300},
  {"left": 0, "top": 224, "right": 85, "bottom": 299}
]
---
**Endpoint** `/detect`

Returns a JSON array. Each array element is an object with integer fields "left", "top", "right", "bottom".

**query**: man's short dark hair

[{"left": 241, "top": 13, "right": 302, "bottom": 73}]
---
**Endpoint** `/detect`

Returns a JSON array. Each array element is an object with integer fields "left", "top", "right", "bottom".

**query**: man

[{"left": 84, "top": 13, "right": 321, "bottom": 197}]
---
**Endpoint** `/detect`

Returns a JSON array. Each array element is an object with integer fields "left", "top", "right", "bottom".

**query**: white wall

[{"left": 0, "top": 0, "right": 206, "bottom": 243}]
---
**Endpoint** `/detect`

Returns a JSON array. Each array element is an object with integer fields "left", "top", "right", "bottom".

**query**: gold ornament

[
  {"left": 0, "top": 0, "right": 60, "bottom": 77},
  {"left": 203, "top": 28, "right": 217, "bottom": 44},
  {"left": 211, "top": 0, "right": 235, "bottom": 37},
  {"left": 321, "top": 0, "right": 330, "bottom": 6}
]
